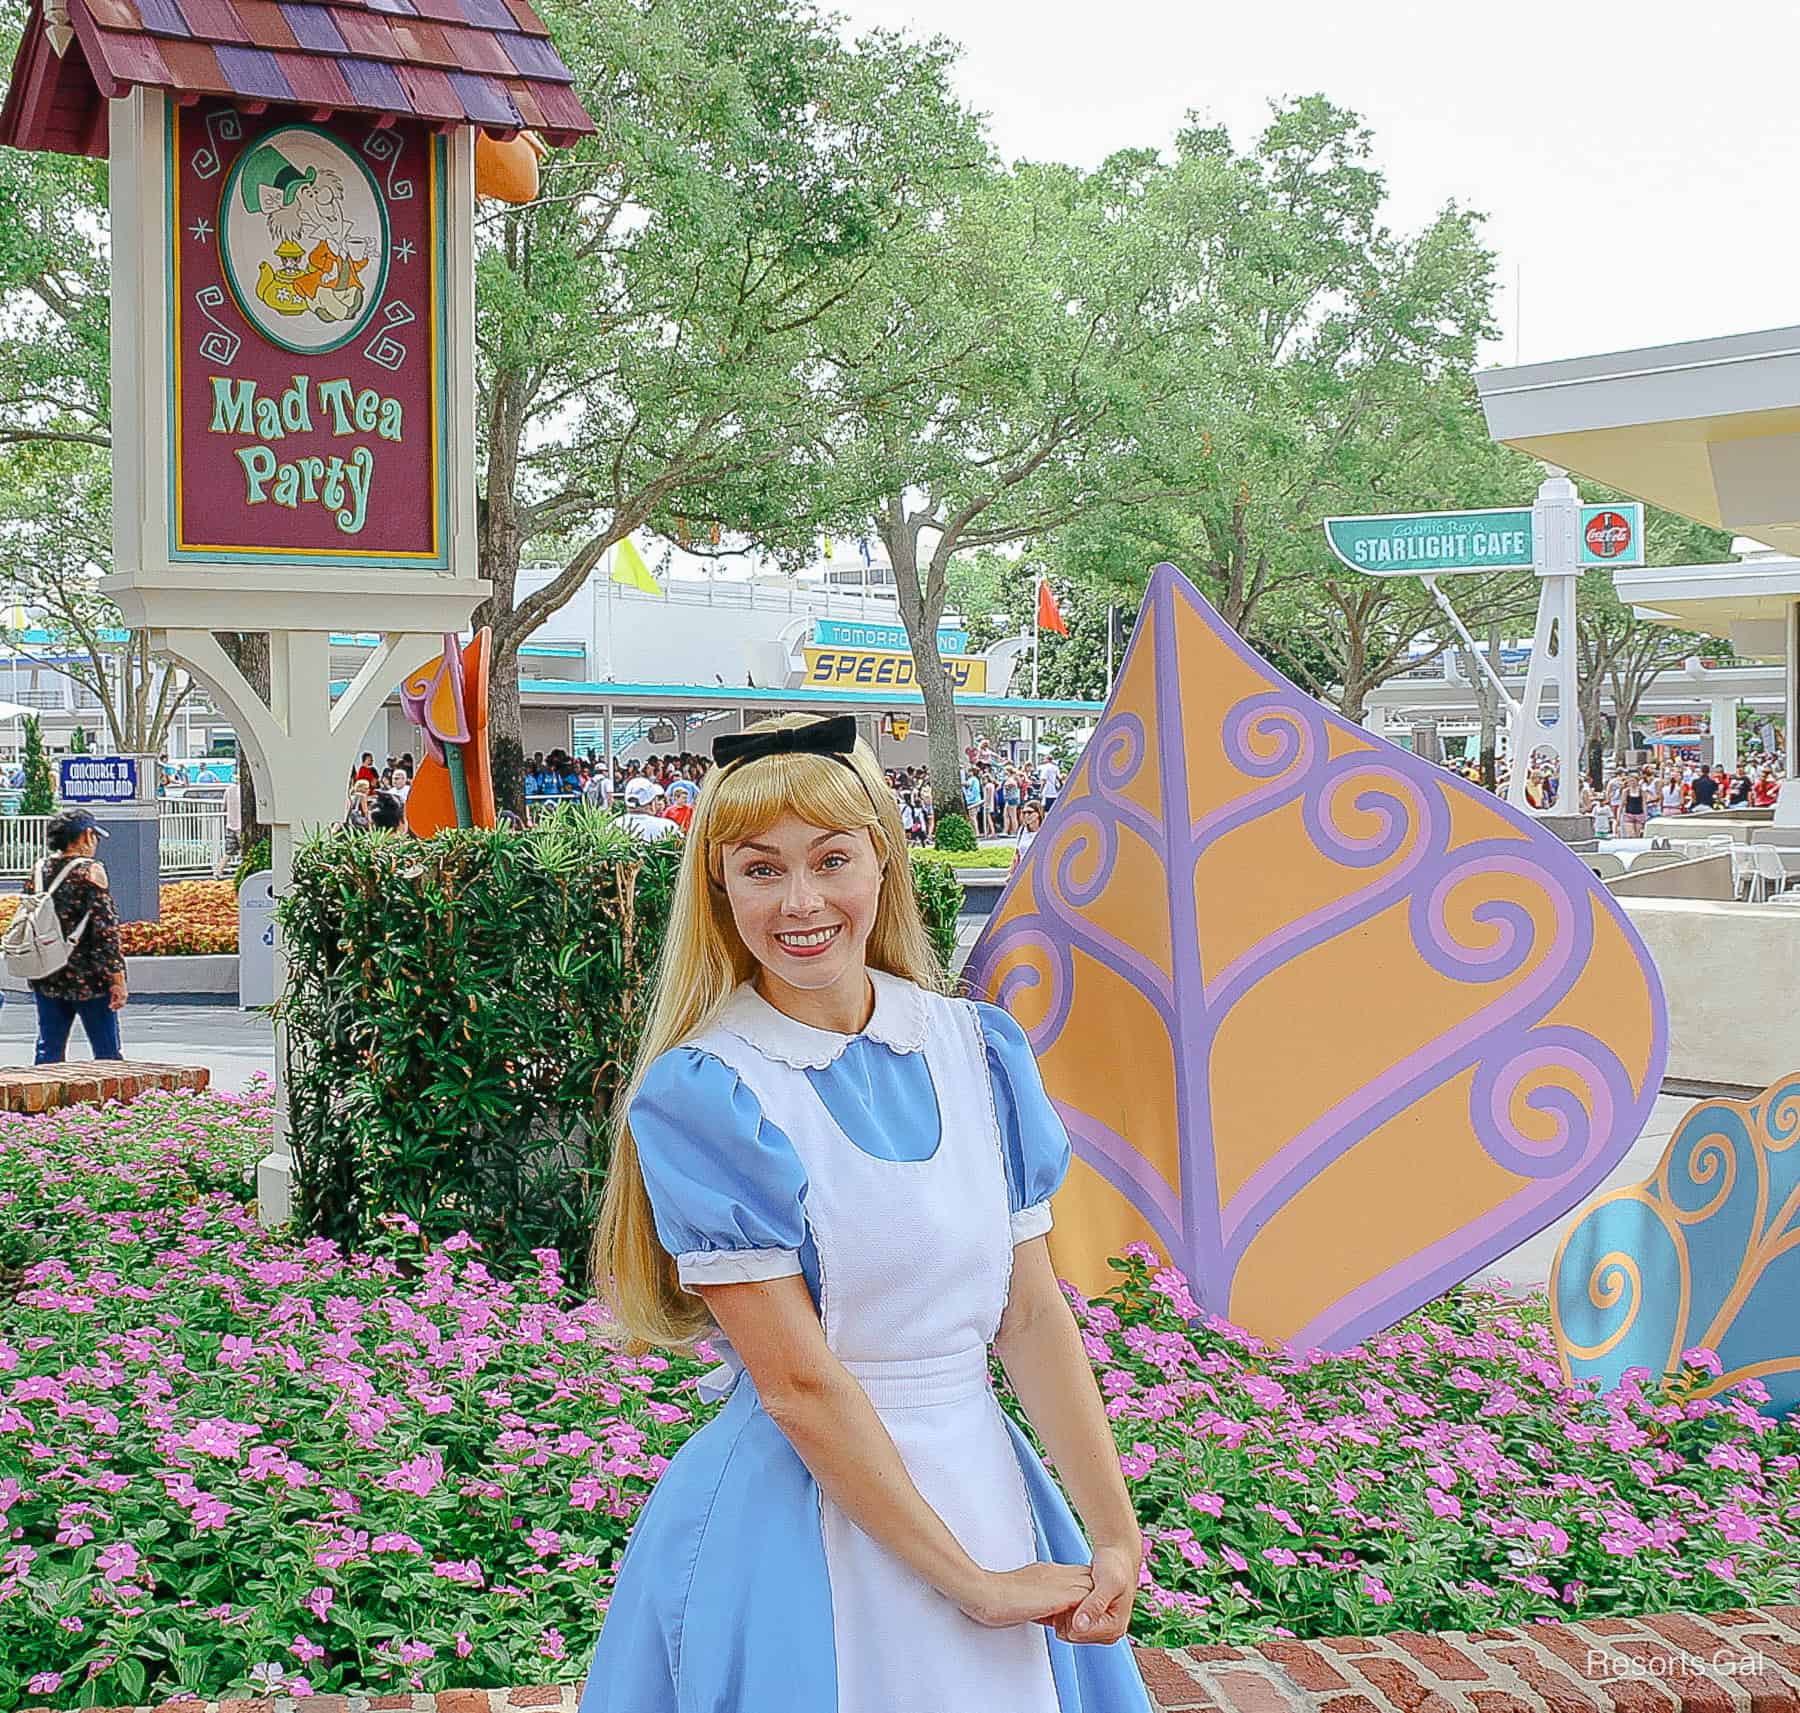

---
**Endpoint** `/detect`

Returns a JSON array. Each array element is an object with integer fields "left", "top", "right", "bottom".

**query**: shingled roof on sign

[{"left": 0, "top": 0, "right": 596, "bottom": 156}]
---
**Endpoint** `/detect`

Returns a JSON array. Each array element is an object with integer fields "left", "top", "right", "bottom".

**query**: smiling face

[{"left": 721, "top": 812, "right": 883, "bottom": 1007}]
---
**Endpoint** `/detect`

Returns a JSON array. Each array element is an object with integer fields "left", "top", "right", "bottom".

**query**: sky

[{"left": 834, "top": 0, "right": 1800, "bottom": 371}]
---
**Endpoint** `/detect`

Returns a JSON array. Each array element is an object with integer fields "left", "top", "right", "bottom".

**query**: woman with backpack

[{"left": 17, "top": 809, "right": 127, "bottom": 1063}]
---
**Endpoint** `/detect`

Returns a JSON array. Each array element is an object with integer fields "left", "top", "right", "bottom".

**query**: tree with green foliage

[
  {"left": 0, "top": 439, "right": 197, "bottom": 753},
  {"left": 823, "top": 152, "right": 1212, "bottom": 814},
  {"left": 18, "top": 713, "right": 53, "bottom": 814},
  {"left": 1573, "top": 495, "right": 1735, "bottom": 773},
  {"left": 471, "top": 0, "right": 984, "bottom": 810},
  {"left": 0, "top": 102, "right": 254, "bottom": 826},
  {"left": 1061, "top": 99, "right": 1502, "bottom": 647}
]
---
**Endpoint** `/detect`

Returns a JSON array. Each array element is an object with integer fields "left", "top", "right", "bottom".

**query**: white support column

[
  {"left": 1789, "top": 601, "right": 1800, "bottom": 783},
  {"left": 1711, "top": 695, "right": 1740, "bottom": 773},
  {"left": 1779, "top": 602, "right": 1800, "bottom": 827},
  {"left": 1506, "top": 473, "right": 1582, "bottom": 816},
  {"left": 153, "top": 626, "right": 446, "bottom": 1226}
]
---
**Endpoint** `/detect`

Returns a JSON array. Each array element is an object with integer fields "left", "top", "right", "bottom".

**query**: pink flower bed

[
  {"left": 0, "top": 1085, "right": 1796, "bottom": 1708},
  {"left": 1075, "top": 1252, "right": 1800, "bottom": 1644}
]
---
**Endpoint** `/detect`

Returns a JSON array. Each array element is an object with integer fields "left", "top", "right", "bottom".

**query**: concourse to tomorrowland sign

[{"left": 168, "top": 106, "right": 448, "bottom": 569}]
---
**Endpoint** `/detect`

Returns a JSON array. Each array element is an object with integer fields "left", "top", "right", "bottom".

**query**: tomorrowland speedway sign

[
  {"left": 802, "top": 646, "right": 988, "bottom": 693},
  {"left": 813, "top": 619, "right": 969, "bottom": 654}
]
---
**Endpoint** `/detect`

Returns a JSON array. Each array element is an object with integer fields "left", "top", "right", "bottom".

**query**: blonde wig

[{"left": 593, "top": 713, "right": 945, "bottom": 1349}]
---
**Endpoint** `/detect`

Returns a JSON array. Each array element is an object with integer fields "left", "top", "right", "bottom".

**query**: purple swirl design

[{"left": 965, "top": 564, "right": 1669, "bottom": 1355}]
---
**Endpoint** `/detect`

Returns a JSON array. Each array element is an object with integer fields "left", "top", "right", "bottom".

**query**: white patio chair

[
  {"left": 1752, "top": 845, "right": 1797, "bottom": 900},
  {"left": 1730, "top": 844, "right": 1760, "bottom": 900}
]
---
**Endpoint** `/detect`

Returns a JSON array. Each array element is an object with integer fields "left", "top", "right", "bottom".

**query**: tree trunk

[
  {"left": 487, "top": 641, "right": 524, "bottom": 818},
  {"left": 215, "top": 631, "right": 270, "bottom": 854},
  {"left": 1334, "top": 610, "right": 1370, "bottom": 726},
  {"left": 475, "top": 369, "right": 528, "bottom": 818},
  {"left": 1578, "top": 684, "right": 1606, "bottom": 790},
  {"left": 881, "top": 507, "right": 964, "bottom": 831}
]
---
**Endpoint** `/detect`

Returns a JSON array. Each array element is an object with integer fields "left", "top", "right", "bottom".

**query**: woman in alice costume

[{"left": 581, "top": 713, "right": 1151, "bottom": 1713}]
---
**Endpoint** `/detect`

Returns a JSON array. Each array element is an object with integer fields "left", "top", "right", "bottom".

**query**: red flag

[{"left": 1036, "top": 577, "right": 1068, "bottom": 636}]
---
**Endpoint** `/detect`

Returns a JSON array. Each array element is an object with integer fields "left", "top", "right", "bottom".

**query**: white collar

[{"left": 715, "top": 968, "right": 930, "bottom": 1070}]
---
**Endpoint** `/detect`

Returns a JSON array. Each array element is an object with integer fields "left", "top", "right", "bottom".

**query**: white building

[{"left": 344, "top": 559, "right": 1078, "bottom": 768}]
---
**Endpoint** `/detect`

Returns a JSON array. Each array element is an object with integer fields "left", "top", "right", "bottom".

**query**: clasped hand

[{"left": 957, "top": 1543, "right": 1136, "bottom": 1645}]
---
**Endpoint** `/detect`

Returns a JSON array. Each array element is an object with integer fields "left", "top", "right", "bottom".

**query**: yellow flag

[
  {"left": 611, "top": 537, "right": 662, "bottom": 595},
  {"left": 823, "top": 537, "right": 835, "bottom": 560}
]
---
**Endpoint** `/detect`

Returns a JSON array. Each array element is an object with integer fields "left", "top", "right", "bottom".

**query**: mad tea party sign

[{"left": 168, "top": 106, "right": 447, "bottom": 569}]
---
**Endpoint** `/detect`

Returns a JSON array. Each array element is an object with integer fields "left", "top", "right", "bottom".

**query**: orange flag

[{"left": 1036, "top": 577, "right": 1068, "bottom": 636}]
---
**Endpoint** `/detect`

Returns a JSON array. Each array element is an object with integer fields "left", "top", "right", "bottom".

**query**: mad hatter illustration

[{"left": 238, "top": 137, "right": 374, "bottom": 328}]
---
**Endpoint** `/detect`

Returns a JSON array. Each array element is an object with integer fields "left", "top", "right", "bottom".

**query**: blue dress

[{"left": 578, "top": 991, "right": 1151, "bottom": 1713}]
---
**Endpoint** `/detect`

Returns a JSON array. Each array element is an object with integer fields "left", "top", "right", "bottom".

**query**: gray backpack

[{"left": 2, "top": 857, "right": 92, "bottom": 982}]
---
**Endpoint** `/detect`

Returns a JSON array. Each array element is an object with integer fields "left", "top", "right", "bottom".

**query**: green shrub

[
  {"left": 934, "top": 810, "right": 978, "bottom": 852},
  {"left": 19, "top": 713, "right": 54, "bottom": 816},
  {"left": 909, "top": 851, "right": 963, "bottom": 972},
  {"left": 276, "top": 808, "right": 678, "bottom": 1284},
  {"left": 234, "top": 834, "right": 271, "bottom": 891}
]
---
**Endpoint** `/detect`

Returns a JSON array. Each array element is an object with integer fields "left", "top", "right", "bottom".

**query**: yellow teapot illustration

[{"left": 254, "top": 239, "right": 310, "bottom": 317}]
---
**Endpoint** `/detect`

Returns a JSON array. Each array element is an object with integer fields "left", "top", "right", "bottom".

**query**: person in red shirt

[
  {"left": 664, "top": 780, "right": 696, "bottom": 833},
  {"left": 352, "top": 752, "right": 380, "bottom": 789},
  {"left": 1754, "top": 769, "right": 1782, "bottom": 807}
]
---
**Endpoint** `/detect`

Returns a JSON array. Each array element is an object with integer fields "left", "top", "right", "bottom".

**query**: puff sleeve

[
  {"left": 628, "top": 1048, "right": 809, "bottom": 1289},
  {"left": 975, "top": 1003, "right": 1073, "bottom": 1246}
]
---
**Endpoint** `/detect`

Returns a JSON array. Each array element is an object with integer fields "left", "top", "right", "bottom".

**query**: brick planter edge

[{"left": 19, "top": 1609, "right": 1800, "bottom": 1713}]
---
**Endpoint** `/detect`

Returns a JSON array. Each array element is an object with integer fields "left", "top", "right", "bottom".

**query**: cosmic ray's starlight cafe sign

[{"left": 1322, "top": 504, "right": 1645, "bottom": 576}]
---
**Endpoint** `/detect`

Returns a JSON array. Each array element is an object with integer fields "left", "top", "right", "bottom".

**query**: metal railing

[
  {"left": 0, "top": 816, "right": 53, "bottom": 878},
  {"left": 158, "top": 799, "right": 227, "bottom": 875},
  {"left": 0, "top": 799, "right": 228, "bottom": 880}
]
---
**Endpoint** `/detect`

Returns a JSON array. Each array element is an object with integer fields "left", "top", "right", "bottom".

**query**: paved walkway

[{"left": 0, "top": 996, "right": 272, "bottom": 1093}]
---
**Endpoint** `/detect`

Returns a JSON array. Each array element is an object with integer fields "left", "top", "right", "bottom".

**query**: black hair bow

[{"left": 713, "top": 715, "right": 858, "bottom": 771}]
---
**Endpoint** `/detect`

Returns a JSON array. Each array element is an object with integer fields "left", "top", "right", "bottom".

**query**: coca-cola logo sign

[{"left": 1584, "top": 509, "right": 1634, "bottom": 559}]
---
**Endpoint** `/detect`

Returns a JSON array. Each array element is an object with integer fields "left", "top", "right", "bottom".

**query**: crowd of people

[
  {"left": 887, "top": 740, "right": 1066, "bottom": 848},
  {"left": 347, "top": 737, "right": 1074, "bottom": 859},
  {"left": 1443, "top": 750, "right": 1783, "bottom": 832},
  {"left": 345, "top": 751, "right": 415, "bottom": 832},
  {"left": 1586, "top": 761, "right": 1782, "bottom": 834}
]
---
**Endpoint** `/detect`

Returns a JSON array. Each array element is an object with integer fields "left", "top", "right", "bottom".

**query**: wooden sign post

[
  {"left": 0, "top": 0, "right": 594, "bottom": 1216},
  {"left": 107, "top": 89, "right": 487, "bottom": 878}
]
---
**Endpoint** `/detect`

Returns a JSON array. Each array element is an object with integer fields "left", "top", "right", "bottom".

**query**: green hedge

[
  {"left": 913, "top": 844, "right": 1016, "bottom": 871},
  {"left": 277, "top": 809, "right": 680, "bottom": 1283},
  {"left": 234, "top": 834, "right": 271, "bottom": 891},
  {"left": 278, "top": 813, "right": 965, "bottom": 1281}
]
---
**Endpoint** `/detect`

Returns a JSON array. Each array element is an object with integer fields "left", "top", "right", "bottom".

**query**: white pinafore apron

[{"left": 689, "top": 977, "right": 1060, "bottom": 1713}]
